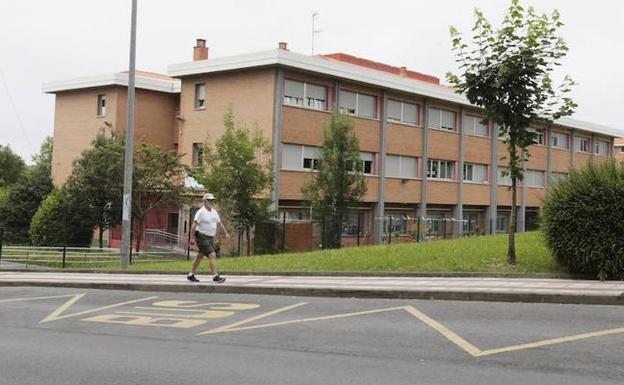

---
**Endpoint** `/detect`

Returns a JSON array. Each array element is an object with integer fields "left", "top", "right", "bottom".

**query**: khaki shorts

[{"left": 195, "top": 232, "right": 216, "bottom": 255}]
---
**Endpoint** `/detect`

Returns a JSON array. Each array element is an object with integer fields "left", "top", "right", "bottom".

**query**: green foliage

[
  {"left": 64, "top": 134, "right": 125, "bottom": 248},
  {"left": 0, "top": 138, "right": 54, "bottom": 244},
  {"left": 29, "top": 188, "right": 93, "bottom": 247},
  {"left": 0, "top": 144, "right": 26, "bottom": 187},
  {"left": 447, "top": 0, "right": 576, "bottom": 263},
  {"left": 542, "top": 160, "right": 624, "bottom": 280},
  {"left": 302, "top": 113, "right": 366, "bottom": 249},
  {"left": 132, "top": 141, "right": 190, "bottom": 251},
  {"left": 194, "top": 108, "right": 274, "bottom": 255}
]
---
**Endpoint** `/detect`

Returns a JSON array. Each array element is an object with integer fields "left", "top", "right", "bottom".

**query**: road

[{"left": 1, "top": 287, "right": 623, "bottom": 385}]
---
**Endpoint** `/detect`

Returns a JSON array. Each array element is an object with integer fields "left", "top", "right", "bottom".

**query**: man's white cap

[{"left": 202, "top": 193, "right": 215, "bottom": 201}]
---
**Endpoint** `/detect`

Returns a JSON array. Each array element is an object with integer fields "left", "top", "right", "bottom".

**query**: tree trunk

[
  {"left": 246, "top": 228, "right": 251, "bottom": 256},
  {"left": 135, "top": 218, "right": 144, "bottom": 252},
  {"left": 98, "top": 226, "right": 104, "bottom": 249},
  {"left": 508, "top": 176, "right": 517, "bottom": 265}
]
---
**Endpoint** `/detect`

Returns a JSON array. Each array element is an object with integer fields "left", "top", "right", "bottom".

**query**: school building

[{"left": 43, "top": 40, "right": 623, "bottom": 250}]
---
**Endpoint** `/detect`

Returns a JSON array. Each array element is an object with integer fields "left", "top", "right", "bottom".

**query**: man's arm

[
  {"left": 218, "top": 222, "right": 230, "bottom": 239},
  {"left": 190, "top": 221, "right": 197, "bottom": 244}
]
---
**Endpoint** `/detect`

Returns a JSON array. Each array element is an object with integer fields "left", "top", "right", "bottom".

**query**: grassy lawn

[{"left": 120, "top": 231, "right": 558, "bottom": 274}]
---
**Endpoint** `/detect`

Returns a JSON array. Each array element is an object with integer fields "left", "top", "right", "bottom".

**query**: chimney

[
  {"left": 399, "top": 66, "right": 408, "bottom": 77},
  {"left": 278, "top": 42, "right": 288, "bottom": 51},
  {"left": 193, "top": 39, "right": 208, "bottom": 61}
]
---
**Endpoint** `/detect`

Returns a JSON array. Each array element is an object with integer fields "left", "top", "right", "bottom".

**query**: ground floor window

[
  {"left": 462, "top": 212, "right": 479, "bottom": 235},
  {"left": 496, "top": 213, "right": 509, "bottom": 233},
  {"left": 342, "top": 211, "right": 365, "bottom": 236},
  {"left": 384, "top": 212, "right": 410, "bottom": 235}
]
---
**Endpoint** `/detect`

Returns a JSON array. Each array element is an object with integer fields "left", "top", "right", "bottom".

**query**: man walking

[{"left": 187, "top": 193, "right": 230, "bottom": 283}]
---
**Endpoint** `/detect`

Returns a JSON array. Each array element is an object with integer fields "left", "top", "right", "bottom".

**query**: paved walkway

[{"left": 1, "top": 271, "right": 623, "bottom": 305}]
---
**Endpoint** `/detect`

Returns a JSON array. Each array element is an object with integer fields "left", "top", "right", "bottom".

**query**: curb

[{"left": 1, "top": 280, "right": 622, "bottom": 306}]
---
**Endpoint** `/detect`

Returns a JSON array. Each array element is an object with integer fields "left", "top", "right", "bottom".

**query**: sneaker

[
  {"left": 187, "top": 273, "right": 200, "bottom": 283},
  {"left": 213, "top": 274, "right": 226, "bottom": 283}
]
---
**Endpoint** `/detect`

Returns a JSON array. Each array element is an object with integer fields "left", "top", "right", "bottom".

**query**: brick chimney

[
  {"left": 278, "top": 42, "right": 288, "bottom": 50},
  {"left": 399, "top": 66, "right": 408, "bottom": 77},
  {"left": 193, "top": 39, "right": 208, "bottom": 61}
]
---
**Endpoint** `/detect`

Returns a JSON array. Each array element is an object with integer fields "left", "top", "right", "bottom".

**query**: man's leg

[
  {"left": 191, "top": 252, "right": 204, "bottom": 274},
  {"left": 207, "top": 252, "right": 217, "bottom": 275}
]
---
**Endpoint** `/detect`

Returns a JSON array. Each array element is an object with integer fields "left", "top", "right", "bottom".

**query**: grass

[{"left": 119, "top": 231, "right": 558, "bottom": 274}]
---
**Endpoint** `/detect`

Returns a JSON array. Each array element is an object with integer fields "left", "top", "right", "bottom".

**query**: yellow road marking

[
  {"left": 0, "top": 294, "right": 79, "bottom": 303},
  {"left": 199, "top": 306, "right": 405, "bottom": 336},
  {"left": 114, "top": 310, "right": 234, "bottom": 319},
  {"left": 198, "top": 302, "right": 308, "bottom": 336},
  {"left": 477, "top": 327, "right": 624, "bottom": 357},
  {"left": 403, "top": 305, "right": 482, "bottom": 357},
  {"left": 82, "top": 314, "right": 205, "bottom": 328},
  {"left": 40, "top": 295, "right": 159, "bottom": 323}
]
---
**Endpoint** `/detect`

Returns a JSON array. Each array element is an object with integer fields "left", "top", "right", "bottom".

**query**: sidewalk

[{"left": 1, "top": 271, "right": 623, "bottom": 305}]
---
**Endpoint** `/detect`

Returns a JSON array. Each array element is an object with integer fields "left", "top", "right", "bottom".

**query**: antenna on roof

[{"left": 311, "top": 11, "right": 322, "bottom": 55}]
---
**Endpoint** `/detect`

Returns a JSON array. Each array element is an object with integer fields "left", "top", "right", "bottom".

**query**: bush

[
  {"left": 30, "top": 189, "right": 93, "bottom": 247},
  {"left": 541, "top": 160, "right": 624, "bottom": 279}
]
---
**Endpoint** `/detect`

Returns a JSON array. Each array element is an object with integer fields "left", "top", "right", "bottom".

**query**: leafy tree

[
  {"left": 302, "top": 113, "right": 366, "bottom": 249},
  {"left": 0, "top": 138, "right": 54, "bottom": 244},
  {"left": 29, "top": 188, "right": 93, "bottom": 247},
  {"left": 64, "top": 134, "right": 124, "bottom": 248},
  {"left": 131, "top": 142, "right": 190, "bottom": 251},
  {"left": 447, "top": 0, "right": 576, "bottom": 264},
  {"left": 0, "top": 145, "right": 26, "bottom": 187},
  {"left": 194, "top": 108, "right": 273, "bottom": 255}
]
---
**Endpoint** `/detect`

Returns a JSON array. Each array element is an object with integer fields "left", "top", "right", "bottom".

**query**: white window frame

[
  {"left": 428, "top": 107, "right": 457, "bottom": 132},
  {"left": 194, "top": 83, "right": 206, "bottom": 109},
  {"left": 427, "top": 159, "right": 455, "bottom": 180},
  {"left": 339, "top": 90, "right": 378, "bottom": 119},
  {"left": 387, "top": 100, "right": 419, "bottom": 126},
  {"left": 282, "top": 144, "right": 321, "bottom": 171},
  {"left": 386, "top": 154, "right": 419, "bottom": 179},
  {"left": 594, "top": 140, "right": 609, "bottom": 156},
  {"left": 463, "top": 163, "right": 487, "bottom": 183},
  {"left": 284, "top": 79, "right": 327, "bottom": 111},
  {"left": 97, "top": 94, "right": 106, "bottom": 117},
  {"left": 463, "top": 114, "right": 488, "bottom": 137},
  {"left": 497, "top": 167, "right": 513, "bottom": 186},
  {"left": 528, "top": 127, "right": 545, "bottom": 146},
  {"left": 577, "top": 136, "right": 590, "bottom": 153},
  {"left": 192, "top": 143, "right": 203, "bottom": 166},
  {"left": 526, "top": 169, "right": 545, "bottom": 188},
  {"left": 550, "top": 172, "right": 568, "bottom": 183},
  {"left": 551, "top": 131, "right": 569, "bottom": 150}
]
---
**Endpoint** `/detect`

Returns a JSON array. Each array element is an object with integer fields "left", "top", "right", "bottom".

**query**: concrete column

[
  {"left": 271, "top": 68, "right": 284, "bottom": 211},
  {"left": 373, "top": 91, "right": 388, "bottom": 244},
  {"left": 417, "top": 99, "right": 430, "bottom": 240},
  {"left": 453, "top": 108, "right": 465, "bottom": 237},
  {"left": 486, "top": 122, "right": 498, "bottom": 234}
]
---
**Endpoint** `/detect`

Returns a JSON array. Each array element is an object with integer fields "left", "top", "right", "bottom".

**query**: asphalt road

[{"left": 1, "top": 287, "right": 623, "bottom": 385}]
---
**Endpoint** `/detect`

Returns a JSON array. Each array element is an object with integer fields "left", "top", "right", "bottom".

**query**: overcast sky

[{"left": 1, "top": 0, "right": 622, "bottom": 162}]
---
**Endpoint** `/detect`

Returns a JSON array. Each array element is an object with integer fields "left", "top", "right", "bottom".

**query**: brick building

[{"left": 44, "top": 40, "right": 623, "bottom": 251}]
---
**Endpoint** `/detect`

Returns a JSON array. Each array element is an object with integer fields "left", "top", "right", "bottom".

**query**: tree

[
  {"left": 447, "top": 0, "right": 576, "bottom": 264},
  {"left": 132, "top": 142, "right": 189, "bottom": 251},
  {"left": 0, "top": 138, "right": 54, "bottom": 244},
  {"left": 0, "top": 145, "right": 26, "bottom": 187},
  {"left": 64, "top": 134, "right": 124, "bottom": 248},
  {"left": 302, "top": 113, "right": 366, "bottom": 249},
  {"left": 194, "top": 108, "right": 273, "bottom": 255},
  {"left": 29, "top": 188, "right": 93, "bottom": 247}
]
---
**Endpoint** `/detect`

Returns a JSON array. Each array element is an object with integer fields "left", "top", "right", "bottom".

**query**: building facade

[{"left": 44, "top": 40, "right": 623, "bottom": 250}]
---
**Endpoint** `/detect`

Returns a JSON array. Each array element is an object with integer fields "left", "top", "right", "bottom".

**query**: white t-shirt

[{"left": 194, "top": 206, "right": 221, "bottom": 237}]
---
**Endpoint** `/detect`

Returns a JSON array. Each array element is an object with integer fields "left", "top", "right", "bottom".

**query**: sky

[{"left": 1, "top": 0, "right": 623, "bottom": 162}]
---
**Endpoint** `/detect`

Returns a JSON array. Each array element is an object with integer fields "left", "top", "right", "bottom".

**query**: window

[
  {"left": 278, "top": 208, "right": 311, "bottom": 222},
  {"left": 387, "top": 100, "right": 419, "bottom": 125},
  {"left": 463, "top": 115, "right": 488, "bottom": 136},
  {"left": 194, "top": 83, "right": 206, "bottom": 109},
  {"left": 497, "top": 167, "right": 512, "bottom": 186},
  {"left": 339, "top": 91, "right": 377, "bottom": 118},
  {"left": 620, "top": 146, "right": 624, "bottom": 153},
  {"left": 496, "top": 213, "right": 509, "bottom": 233},
  {"left": 192, "top": 143, "right": 203, "bottom": 166},
  {"left": 282, "top": 144, "right": 320, "bottom": 170},
  {"left": 462, "top": 213, "right": 479, "bottom": 234},
  {"left": 385, "top": 155, "right": 418, "bottom": 179},
  {"left": 526, "top": 170, "right": 545, "bottom": 188},
  {"left": 551, "top": 132, "right": 569, "bottom": 150},
  {"left": 463, "top": 163, "right": 487, "bottom": 183},
  {"left": 528, "top": 128, "right": 545, "bottom": 146},
  {"left": 428, "top": 107, "right": 456, "bottom": 131},
  {"left": 97, "top": 94, "right": 106, "bottom": 116},
  {"left": 427, "top": 159, "right": 454, "bottom": 180},
  {"left": 427, "top": 213, "right": 446, "bottom": 236},
  {"left": 550, "top": 172, "right": 568, "bottom": 183},
  {"left": 342, "top": 211, "right": 365, "bottom": 236},
  {"left": 354, "top": 152, "right": 374, "bottom": 174},
  {"left": 385, "top": 212, "right": 409, "bottom": 235},
  {"left": 284, "top": 80, "right": 327, "bottom": 110},
  {"left": 595, "top": 140, "right": 609, "bottom": 156},
  {"left": 577, "top": 137, "right": 590, "bottom": 153}
]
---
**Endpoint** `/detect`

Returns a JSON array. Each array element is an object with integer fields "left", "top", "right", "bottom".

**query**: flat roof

[
  {"left": 42, "top": 71, "right": 181, "bottom": 94},
  {"left": 168, "top": 48, "right": 624, "bottom": 138}
]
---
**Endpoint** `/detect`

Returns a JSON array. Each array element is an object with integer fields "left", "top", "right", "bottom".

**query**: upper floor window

[
  {"left": 282, "top": 143, "right": 321, "bottom": 171},
  {"left": 97, "top": 94, "right": 106, "bottom": 117},
  {"left": 497, "top": 167, "right": 512, "bottom": 186},
  {"left": 550, "top": 172, "right": 568, "bottom": 183},
  {"left": 463, "top": 115, "right": 488, "bottom": 137},
  {"left": 386, "top": 154, "right": 418, "bottom": 179},
  {"left": 551, "top": 132, "right": 569, "bottom": 150},
  {"left": 526, "top": 170, "right": 545, "bottom": 188},
  {"left": 192, "top": 143, "right": 203, "bottom": 166},
  {"left": 528, "top": 128, "right": 545, "bottom": 146},
  {"left": 463, "top": 163, "right": 487, "bottom": 183},
  {"left": 284, "top": 80, "right": 327, "bottom": 111},
  {"left": 194, "top": 83, "right": 206, "bottom": 109},
  {"left": 346, "top": 152, "right": 374, "bottom": 174},
  {"left": 387, "top": 100, "right": 419, "bottom": 125},
  {"left": 428, "top": 107, "right": 456, "bottom": 131},
  {"left": 595, "top": 140, "right": 609, "bottom": 156},
  {"left": 427, "top": 159, "right": 455, "bottom": 180},
  {"left": 339, "top": 90, "right": 377, "bottom": 119},
  {"left": 576, "top": 136, "right": 590, "bottom": 153}
]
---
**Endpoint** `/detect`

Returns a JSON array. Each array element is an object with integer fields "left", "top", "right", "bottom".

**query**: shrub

[
  {"left": 541, "top": 159, "right": 624, "bottom": 279},
  {"left": 30, "top": 189, "right": 93, "bottom": 247}
]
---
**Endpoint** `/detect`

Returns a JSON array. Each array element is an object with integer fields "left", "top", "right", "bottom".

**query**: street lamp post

[{"left": 120, "top": 0, "right": 138, "bottom": 268}]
